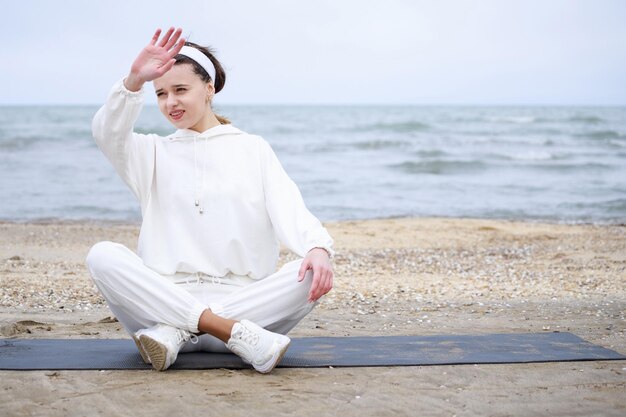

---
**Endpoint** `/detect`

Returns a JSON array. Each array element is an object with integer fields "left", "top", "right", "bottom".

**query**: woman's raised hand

[{"left": 124, "top": 27, "right": 186, "bottom": 92}]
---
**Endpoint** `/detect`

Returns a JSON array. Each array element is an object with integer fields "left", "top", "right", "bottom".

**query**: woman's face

[{"left": 153, "top": 64, "right": 213, "bottom": 132}]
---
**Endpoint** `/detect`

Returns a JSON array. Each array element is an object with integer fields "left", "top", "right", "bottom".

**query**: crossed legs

[{"left": 86, "top": 241, "right": 316, "bottom": 366}]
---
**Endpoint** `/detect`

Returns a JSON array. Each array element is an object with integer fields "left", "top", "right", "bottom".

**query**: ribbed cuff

[
  {"left": 307, "top": 245, "right": 335, "bottom": 259},
  {"left": 187, "top": 302, "right": 206, "bottom": 334},
  {"left": 117, "top": 77, "right": 144, "bottom": 98}
]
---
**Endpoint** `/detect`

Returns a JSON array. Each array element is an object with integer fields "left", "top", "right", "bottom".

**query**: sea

[{"left": 0, "top": 105, "right": 625, "bottom": 224}]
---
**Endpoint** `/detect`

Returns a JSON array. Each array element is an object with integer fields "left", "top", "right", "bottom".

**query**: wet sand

[{"left": 1, "top": 217, "right": 625, "bottom": 416}]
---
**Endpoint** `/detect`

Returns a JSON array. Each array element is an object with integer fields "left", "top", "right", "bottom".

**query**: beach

[{"left": 0, "top": 217, "right": 624, "bottom": 416}]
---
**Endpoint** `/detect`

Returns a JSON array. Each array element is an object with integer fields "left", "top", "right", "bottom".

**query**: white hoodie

[{"left": 92, "top": 79, "right": 334, "bottom": 279}]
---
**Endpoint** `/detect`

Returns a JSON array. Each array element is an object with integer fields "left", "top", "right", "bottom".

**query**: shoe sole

[
  {"left": 139, "top": 335, "right": 169, "bottom": 371},
  {"left": 132, "top": 334, "right": 151, "bottom": 364},
  {"left": 254, "top": 338, "right": 291, "bottom": 374}
]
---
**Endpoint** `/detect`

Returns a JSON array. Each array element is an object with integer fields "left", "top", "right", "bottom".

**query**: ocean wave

[
  {"left": 486, "top": 116, "right": 537, "bottom": 124},
  {"left": 414, "top": 149, "right": 448, "bottom": 158},
  {"left": 353, "top": 121, "right": 430, "bottom": 133},
  {"left": 0, "top": 135, "right": 53, "bottom": 151},
  {"left": 458, "top": 114, "right": 606, "bottom": 126},
  {"left": 578, "top": 130, "right": 625, "bottom": 140},
  {"left": 135, "top": 127, "right": 175, "bottom": 136},
  {"left": 450, "top": 115, "right": 551, "bottom": 124},
  {"left": 602, "top": 198, "right": 626, "bottom": 213},
  {"left": 510, "top": 127, "right": 566, "bottom": 136},
  {"left": 351, "top": 139, "right": 412, "bottom": 150},
  {"left": 449, "top": 133, "right": 559, "bottom": 147},
  {"left": 528, "top": 162, "right": 614, "bottom": 172},
  {"left": 0, "top": 129, "right": 92, "bottom": 151},
  {"left": 568, "top": 115, "right": 605, "bottom": 124},
  {"left": 390, "top": 159, "right": 487, "bottom": 175},
  {"left": 567, "top": 198, "right": 626, "bottom": 214},
  {"left": 66, "top": 205, "right": 140, "bottom": 218},
  {"left": 492, "top": 150, "right": 559, "bottom": 161}
]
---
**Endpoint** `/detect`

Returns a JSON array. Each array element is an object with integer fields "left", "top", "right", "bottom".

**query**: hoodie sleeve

[
  {"left": 91, "top": 79, "right": 156, "bottom": 207},
  {"left": 260, "top": 138, "right": 335, "bottom": 258}
]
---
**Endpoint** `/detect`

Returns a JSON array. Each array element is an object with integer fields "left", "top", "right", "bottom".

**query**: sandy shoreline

[{"left": 1, "top": 217, "right": 625, "bottom": 416}]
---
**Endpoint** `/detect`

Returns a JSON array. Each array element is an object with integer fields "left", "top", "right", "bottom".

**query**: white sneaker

[
  {"left": 135, "top": 324, "right": 198, "bottom": 371},
  {"left": 226, "top": 320, "right": 290, "bottom": 374}
]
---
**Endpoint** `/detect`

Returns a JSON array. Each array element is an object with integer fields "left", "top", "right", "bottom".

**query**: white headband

[{"left": 178, "top": 45, "right": 216, "bottom": 84}]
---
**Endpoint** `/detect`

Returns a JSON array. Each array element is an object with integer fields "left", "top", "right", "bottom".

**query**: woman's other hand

[
  {"left": 125, "top": 27, "right": 186, "bottom": 92},
  {"left": 298, "top": 248, "right": 334, "bottom": 303}
]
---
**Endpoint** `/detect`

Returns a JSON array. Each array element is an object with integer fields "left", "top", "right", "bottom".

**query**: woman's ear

[{"left": 206, "top": 83, "right": 215, "bottom": 101}]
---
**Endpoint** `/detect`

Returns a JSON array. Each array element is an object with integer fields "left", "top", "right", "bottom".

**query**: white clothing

[
  {"left": 92, "top": 79, "right": 334, "bottom": 279},
  {"left": 87, "top": 241, "right": 317, "bottom": 352}
]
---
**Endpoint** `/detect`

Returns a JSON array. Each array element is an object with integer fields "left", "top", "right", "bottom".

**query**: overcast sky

[{"left": 2, "top": 0, "right": 625, "bottom": 105}]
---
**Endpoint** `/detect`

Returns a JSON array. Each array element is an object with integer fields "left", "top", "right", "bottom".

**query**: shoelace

[
  {"left": 175, "top": 329, "right": 199, "bottom": 345},
  {"left": 237, "top": 325, "right": 259, "bottom": 346}
]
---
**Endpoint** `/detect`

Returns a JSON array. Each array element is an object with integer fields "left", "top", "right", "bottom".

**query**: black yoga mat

[{"left": 0, "top": 332, "right": 624, "bottom": 370}]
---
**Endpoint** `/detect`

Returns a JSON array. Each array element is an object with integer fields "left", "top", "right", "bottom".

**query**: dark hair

[{"left": 174, "top": 42, "right": 230, "bottom": 124}]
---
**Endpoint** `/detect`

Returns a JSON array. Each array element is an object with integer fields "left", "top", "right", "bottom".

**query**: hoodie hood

[{"left": 168, "top": 124, "right": 245, "bottom": 141}]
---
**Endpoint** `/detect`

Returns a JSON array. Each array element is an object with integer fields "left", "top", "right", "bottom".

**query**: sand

[{"left": 0, "top": 217, "right": 625, "bottom": 416}]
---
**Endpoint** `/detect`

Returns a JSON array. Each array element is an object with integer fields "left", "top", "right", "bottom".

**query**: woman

[{"left": 86, "top": 27, "right": 334, "bottom": 374}]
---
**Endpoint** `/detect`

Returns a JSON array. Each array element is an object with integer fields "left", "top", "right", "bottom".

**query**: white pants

[{"left": 86, "top": 241, "right": 316, "bottom": 352}]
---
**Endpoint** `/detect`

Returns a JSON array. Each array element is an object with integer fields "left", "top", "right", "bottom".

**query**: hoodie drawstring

[
  {"left": 184, "top": 272, "right": 223, "bottom": 285},
  {"left": 193, "top": 134, "right": 208, "bottom": 214}
]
